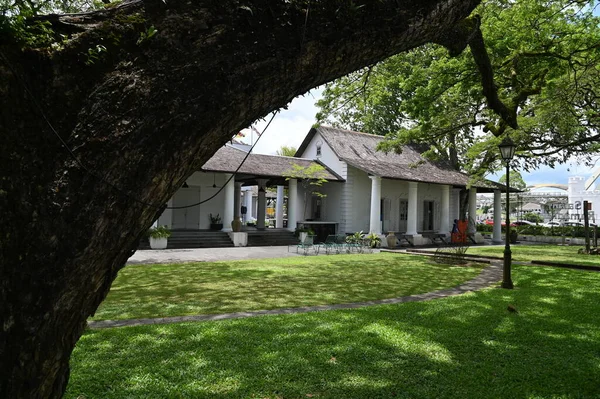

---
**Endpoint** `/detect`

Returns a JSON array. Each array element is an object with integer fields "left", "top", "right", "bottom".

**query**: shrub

[{"left": 148, "top": 225, "right": 171, "bottom": 239}]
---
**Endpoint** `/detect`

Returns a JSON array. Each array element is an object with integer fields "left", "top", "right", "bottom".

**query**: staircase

[
  {"left": 247, "top": 230, "right": 299, "bottom": 247},
  {"left": 166, "top": 230, "right": 234, "bottom": 249},
  {"left": 139, "top": 229, "right": 298, "bottom": 249}
]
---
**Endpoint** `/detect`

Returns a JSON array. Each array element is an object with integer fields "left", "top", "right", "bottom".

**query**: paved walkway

[
  {"left": 89, "top": 261, "right": 503, "bottom": 329},
  {"left": 127, "top": 246, "right": 301, "bottom": 264}
]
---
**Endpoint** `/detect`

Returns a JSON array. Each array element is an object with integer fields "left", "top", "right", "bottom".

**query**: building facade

[{"left": 155, "top": 126, "right": 509, "bottom": 246}]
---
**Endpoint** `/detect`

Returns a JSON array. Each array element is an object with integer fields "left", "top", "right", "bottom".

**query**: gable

[{"left": 296, "top": 130, "right": 346, "bottom": 178}]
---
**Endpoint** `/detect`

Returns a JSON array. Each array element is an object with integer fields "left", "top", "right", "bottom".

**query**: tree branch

[{"left": 467, "top": 25, "right": 518, "bottom": 130}]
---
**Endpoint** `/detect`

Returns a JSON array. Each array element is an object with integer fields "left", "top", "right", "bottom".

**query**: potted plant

[
  {"left": 210, "top": 213, "right": 223, "bottom": 230},
  {"left": 148, "top": 225, "right": 171, "bottom": 249},
  {"left": 295, "top": 227, "right": 315, "bottom": 242},
  {"left": 366, "top": 232, "right": 382, "bottom": 248}
]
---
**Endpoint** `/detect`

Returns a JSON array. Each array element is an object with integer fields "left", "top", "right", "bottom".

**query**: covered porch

[{"left": 155, "top": 145, "right": 344, "bottom": 245}]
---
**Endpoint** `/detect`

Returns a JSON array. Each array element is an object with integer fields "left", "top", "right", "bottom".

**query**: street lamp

[{"left": 499, "top": 136, "right": 516, "bottom": 289}]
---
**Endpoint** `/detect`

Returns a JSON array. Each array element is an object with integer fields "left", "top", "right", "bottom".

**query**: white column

[
  {"left": 453, "top": 188, "right": 461, "bottom": 221},
  {"left": 222, "top": 174, "right": 235, "bottom": 232},
  {"left": 257, "top": 179, "right": 267, "bottom": 229},
  {"left": 468, "top": 187, "right": 477, "bottom": 234},
  {"left": 287, "top": 179, "right": 298, "bottom": 232},
  {"left": 439, "top": 184, "right": 450, "bottom": 235},
  {"left": 369, "top": 176, "right": 382, "bottom": 234},
  {"left": 275, "top": 185, "right": 284, "bottom": 228},
  {"left": 407, "top": 182, "right": 419, "bottom": 235},
  {"left": 234, "top": 182, "right": 242, "bottom": 219},
  {"left": 493, "top": 189, "right": 503, "bottom": 243},
  {"left": 243, "top": 188, "right": 253, "bottom": 222}
]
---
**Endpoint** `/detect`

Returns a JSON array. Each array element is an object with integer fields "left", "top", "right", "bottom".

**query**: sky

[{"left": 238, "top": 89, "right": 599, "bottom": 192}]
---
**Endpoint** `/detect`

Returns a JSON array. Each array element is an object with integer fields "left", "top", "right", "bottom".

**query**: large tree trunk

[{"left": 0, "top": 0, "right": 480, "bottom": 397}]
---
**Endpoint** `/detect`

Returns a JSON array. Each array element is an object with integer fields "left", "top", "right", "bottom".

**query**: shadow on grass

[
  {"left": 92, "top": 254, "right": 484, "bottom": 321},
  {"left": 69, "top": 266, "right": 600, "bottom": 399}
]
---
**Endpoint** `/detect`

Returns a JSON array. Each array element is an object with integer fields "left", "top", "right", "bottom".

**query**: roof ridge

[
  {"left": 224, "top": 143, "right": 250, "bottom": 153},
  {"left": 319, "top": 125, "right": 384, "bottom": 139}
]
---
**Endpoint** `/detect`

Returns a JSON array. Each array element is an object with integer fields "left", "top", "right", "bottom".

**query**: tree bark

[{"left": 0, "top": 0, "right": 480, "bottom": 397}]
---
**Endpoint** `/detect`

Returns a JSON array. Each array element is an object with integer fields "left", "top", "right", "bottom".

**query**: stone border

[
  {"left": 88, "top": 263, "right": 502, "bottom": 329},
  {"left": 531, "top": 260, "right": 600, "bottom": 271}
]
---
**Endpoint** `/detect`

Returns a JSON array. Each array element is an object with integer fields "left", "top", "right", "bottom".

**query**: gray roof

[
  {"left": 201, "top": 145, "right": 343, "bottom": 182},
  {"left": 297, "top": 126, "right": 511, "bottom": 192}
]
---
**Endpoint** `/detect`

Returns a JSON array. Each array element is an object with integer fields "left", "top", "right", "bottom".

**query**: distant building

[{"left": 567, "top": 176, "right": 599, "bottom": 223}]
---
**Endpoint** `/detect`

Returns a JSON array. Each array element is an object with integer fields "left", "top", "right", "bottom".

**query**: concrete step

[
  {"left": 140, "top": 230, "right": 234, "bottom": 249},
  {"left": 246, "top": 231, "right": 299, "bottom": 247}
]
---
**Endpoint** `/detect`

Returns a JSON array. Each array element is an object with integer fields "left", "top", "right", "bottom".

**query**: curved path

[{"left": 89, "top": 262, "right": 502, "bottom": 329}]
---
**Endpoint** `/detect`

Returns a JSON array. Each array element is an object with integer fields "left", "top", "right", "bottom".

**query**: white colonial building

[
  {"left": 566, "top": 176, "right": 599, "bottom": 223},
  {"left": 154, "top": 126, "right": 509, "bottom": 247}
]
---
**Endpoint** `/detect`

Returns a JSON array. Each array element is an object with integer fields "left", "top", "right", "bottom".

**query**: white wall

[
  {"left": 295, "top": 180, "right": 342, "bottom": 223},
  {"left": 157, "top": 171, "right": 230, "bottom": 229},
  {"left": 381, "top": 179, "right": 444, "bottom": 233},
  {"left": 298, "top": 131, "right": 346, "bottom": 178},
  {"left": 347, "top": 166, "right": 372, "bottom": 233},
  {"left": 341, "top": 166, "right": 451, "bottom": 234}
]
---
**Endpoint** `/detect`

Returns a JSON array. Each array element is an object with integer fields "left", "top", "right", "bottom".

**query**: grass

[
  {"left": 466, "top": 244, "right": 600, "bottom": 267},
  {"left": 91, "top": 253, "right": 484, "bottom": 321},
  {"left": 67, "top": 265, "right": 600, "bottom": 399}
]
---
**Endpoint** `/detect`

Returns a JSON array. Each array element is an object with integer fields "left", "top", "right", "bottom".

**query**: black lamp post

[{"left": 499, "top": 136, "right": 516, "bottom": 289}]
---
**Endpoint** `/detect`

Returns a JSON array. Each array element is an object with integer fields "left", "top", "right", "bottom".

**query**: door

[
  {"left": 172, "top": 187, "right": 201, "bottom": 229},
  {"left": 423, "top": 200, "right": 435, "bottom": 231},
  {"left": 398, "top": 200, "right": 408, "bottom": 233},
  {"left": 311, "top": 195, "right": 323, "bottom": 220}
]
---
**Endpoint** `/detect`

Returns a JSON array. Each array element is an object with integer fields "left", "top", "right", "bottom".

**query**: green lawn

[
  {"left": 467, "top": 244, "right": 600, "bottom": 267},
  {"left": 92, "top": 253, "right": 484, "bottom": 321},
  {"left": 68, "top": 265, "right": 600, "bottom": 399}
]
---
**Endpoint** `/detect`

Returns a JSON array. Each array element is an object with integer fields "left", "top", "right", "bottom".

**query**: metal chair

[{"left": 297, "top": 234, "right": 318, "bottom": 255}]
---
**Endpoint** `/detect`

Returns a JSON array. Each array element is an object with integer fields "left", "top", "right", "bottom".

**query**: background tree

[
  {"left": 317, "top": 0, "right": 600, "bottom": 178},
  {"left": 499, "top": 171, "right": 527, "bottom": 191},
  {"left": 276, "top": 146, "right": 297, "bottom": 157},
  {"left": 523, "top": 212, "right": 543, "bottom": 223},
  {"left": 0, "top": 1, "right": 485, "bottom": 397},
  {"left": 283, "top": 163, "right": 328, "bottom": 220}
]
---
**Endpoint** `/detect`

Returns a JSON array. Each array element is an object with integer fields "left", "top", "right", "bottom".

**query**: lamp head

[{"left": 498, "top": 136, "right": 516, "bottom": 161}]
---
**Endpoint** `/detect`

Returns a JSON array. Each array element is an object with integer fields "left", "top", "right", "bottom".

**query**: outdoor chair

[
  {"left": 360, "top": 238, "right": 373, "bottom": 253},
  {"left": 335, "top": 234, "right": 350, "bottom": 253},
  {"left": 296, "top": 234, "right": 318, "bottom": 255},
  {"left": 345, "top": 236, "right": 363, "bottom": 253},
  {"left": 319, "top": 234, "right": 339, "bottom": 255}
]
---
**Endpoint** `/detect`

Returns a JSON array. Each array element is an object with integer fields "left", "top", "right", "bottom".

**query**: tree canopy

[{"left": 317, "top": 0, "right": 600, "bottom": 179}]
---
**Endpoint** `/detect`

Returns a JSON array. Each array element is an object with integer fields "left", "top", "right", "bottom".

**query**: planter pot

[
  {"left": 149, "top": 237, "right": 168, "bottom": 250},
  {"left": 231, "top": 218, "right": 242, "bottom": 232},
  {"left": 210, "top": 223, "right": 223, "bottom": 231},
  {"left": 299, "top": 232, "right": 308, "bottom": 242},
  {"left": 386, "top": 232, "right": 396, "bottom": 248}
]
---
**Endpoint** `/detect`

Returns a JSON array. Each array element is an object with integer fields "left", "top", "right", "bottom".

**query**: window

[
  {"left": 399, "top": 200, "right": 408, "bottom": 221},
  {"left": 423, "top": 200, "right": 435, "bottom": 231}
]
